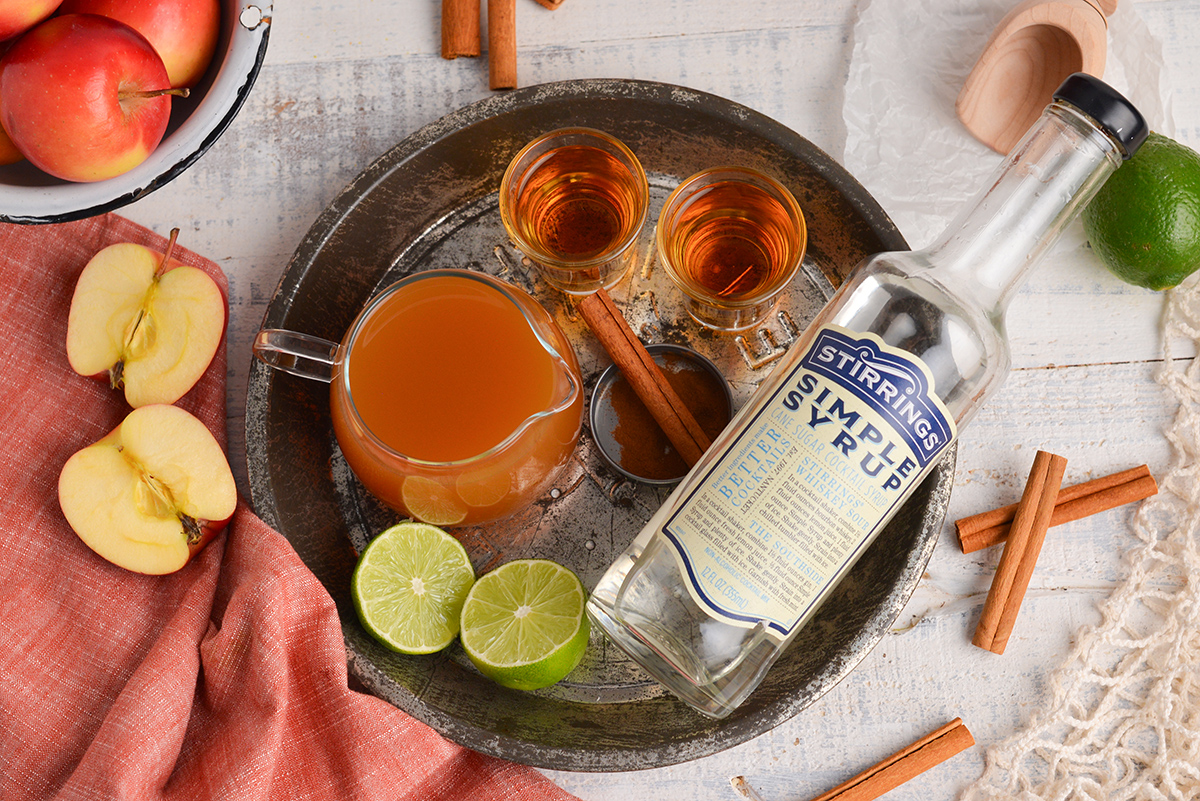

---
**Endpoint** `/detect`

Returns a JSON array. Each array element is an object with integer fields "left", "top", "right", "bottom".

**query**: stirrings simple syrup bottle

[{"left": 586, "top": 74, "right": 1149, "bottom": 718}]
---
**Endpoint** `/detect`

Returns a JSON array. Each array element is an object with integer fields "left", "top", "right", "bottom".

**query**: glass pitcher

[{"left": 254, "top": 268, "right": 584, "bottom": 527}]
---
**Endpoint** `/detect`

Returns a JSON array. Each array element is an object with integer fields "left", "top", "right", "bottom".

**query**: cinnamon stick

[
  {"left": 488, "top": 0, "right": 517, "bottom": 90},
  {"left": 578, "top": 289, "right": 711, "bottom": 466},
  {"left": 441, "top": 0, "right": 481, "bottom": 59},
  {"left": 806, "top": 718, "right": 974, "bottom": 801},
  {"left": 973, "top": 450, "right": 1067, "bottom": 655},
  {"left": 957, "top": 464, "right": 1157, "bottom": 553}
]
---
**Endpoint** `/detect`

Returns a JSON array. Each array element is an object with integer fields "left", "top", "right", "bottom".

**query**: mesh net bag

[{"left": 963, "top": 281, "right": 1200, "bottom": 800}]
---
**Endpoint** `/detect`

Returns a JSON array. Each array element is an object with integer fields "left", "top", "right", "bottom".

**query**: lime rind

[
  {"left": 460, "top": 559, "right": 590, "bottom": 690},
  {"left": 352, "top": 522, "right": 475, "bottom": 655}
]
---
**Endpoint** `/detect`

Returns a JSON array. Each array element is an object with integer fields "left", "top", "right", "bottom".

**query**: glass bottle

[{"left": 586, "top": 74, "right": 1148, "bottom": 719}]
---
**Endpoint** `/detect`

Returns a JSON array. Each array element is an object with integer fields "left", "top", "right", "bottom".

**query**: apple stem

[
  {"left": 118, "top": 87, "right": 190, "bottom": 101},
  {"left": 155, "top": 228, "right": 181, "bottom": 278},
  {"left": 182, "top": 515, "right": 203, "bottom": 545}
]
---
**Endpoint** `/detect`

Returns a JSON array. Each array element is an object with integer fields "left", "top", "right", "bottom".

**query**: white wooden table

[{"left": 120, "top": 1, "right": 1200, "bottom": 799}]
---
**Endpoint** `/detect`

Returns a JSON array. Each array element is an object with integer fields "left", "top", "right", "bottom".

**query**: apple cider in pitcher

[
  {"left": 328, "top": 270, "right": 583, "bottom": 527},
  {"left": 348, "top": 277, "right": 555, "bottom": 462}
]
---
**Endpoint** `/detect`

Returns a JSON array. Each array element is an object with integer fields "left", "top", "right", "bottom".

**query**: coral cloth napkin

[{"left": 0, "top": 214, "right": 579, "bottom": 801}]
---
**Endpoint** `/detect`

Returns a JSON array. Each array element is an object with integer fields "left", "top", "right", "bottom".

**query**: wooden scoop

[{"left": 956, "top": 0, "right": 1114, "bottom": 154}]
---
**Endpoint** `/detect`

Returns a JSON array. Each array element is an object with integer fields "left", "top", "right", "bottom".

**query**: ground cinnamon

[
  {"left": 973, "top": 450, "right": 1067, "bottom": 655},
  {"left": 440, "top": 0, "right": 480, "bottom": 59},
  {"left": 606, "top": 349, "right": 731, "bottom": 481},
  {"left": 806, "top": 718, "right": 974, "bottom": 801},
  {"left": 487, "top": 0, "right": 516, "bottom": 89},
  {"left": 956, "top": 464, "right": 1157, "bottom": 552},
  {"left": 532, "top": 0, "right": 563, "bottom": 8},
  {"left": 578, "top": 289, "right": 712, "bottom": 466}
]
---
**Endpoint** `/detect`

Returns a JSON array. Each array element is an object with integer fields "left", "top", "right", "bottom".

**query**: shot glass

[
  {"left": 500, "top": 128, "right": 649, "bottom": 296},
  {"left": 656, "top": 166, "right": 806, "bottom": 332}
]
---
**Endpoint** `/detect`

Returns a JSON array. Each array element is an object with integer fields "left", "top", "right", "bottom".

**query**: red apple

[
  {"left": 0, "top": 14, "right": 181, "bottom": 182},
  {"left": 0, "top": 103, "right": 21, "bottom": 165},
  {"left": 57, "top": 0, "right": 220, "bottom": 88},
  {"left": 0, "top": 0, "right": 62, "bottom": 41},
  {"left": 0, "top": 37, "right": 22, "bottom": 163},
  {"left": 59, "top": 404, "right": 237, "bottom": 575},
  {"left": 66, "top": 230, "right": 226, "bottom": 408}
]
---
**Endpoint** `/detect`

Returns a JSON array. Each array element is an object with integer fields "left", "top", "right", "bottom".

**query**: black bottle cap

[{"left": 1053, "top": 73, "right": 1149, "bottom": 159}]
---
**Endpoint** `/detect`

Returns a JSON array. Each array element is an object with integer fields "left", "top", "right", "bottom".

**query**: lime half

[
  {"left": 352, "top": 522, "right": 475, "bottom": 654},
  {"left": 460, "top": 559, "right": 590, "bottom": 690}
]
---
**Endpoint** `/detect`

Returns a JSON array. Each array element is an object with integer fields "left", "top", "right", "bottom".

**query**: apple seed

[{"left": 109, "top": 228, "right": 183, "bottom": 390}]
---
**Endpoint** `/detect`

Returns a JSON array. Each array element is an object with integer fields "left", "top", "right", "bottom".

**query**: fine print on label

[{"left": 661, "top": 324, "right": 956, "bottom": 638}]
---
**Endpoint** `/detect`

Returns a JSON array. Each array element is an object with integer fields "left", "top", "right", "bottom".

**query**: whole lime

[{"left": 1083, "top": 132, "right": 1200, "bottom": 290}]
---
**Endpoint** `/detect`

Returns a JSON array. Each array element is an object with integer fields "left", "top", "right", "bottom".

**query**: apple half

[
  {"left": 66, "top": 234, "right": 225, "bottom": 408},
  {"left": 59, "top": 404, "right": 236, "bottom": 575}
]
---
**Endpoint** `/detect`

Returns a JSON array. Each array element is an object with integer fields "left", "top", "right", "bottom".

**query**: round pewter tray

[{"left": 245, "top": 79, "right": 955, "bottom": 772}]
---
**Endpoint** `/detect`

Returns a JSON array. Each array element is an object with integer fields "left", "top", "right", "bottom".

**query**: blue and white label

[
  {"left": 797, "top": 327, "right": 952, "bottom": 468},
  {"left": 661, "top": 324, "right": 956, "bottom": 639}
]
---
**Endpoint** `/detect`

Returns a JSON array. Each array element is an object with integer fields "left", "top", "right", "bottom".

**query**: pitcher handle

[{"left": 253, "top": 329, "right": 339, "bottom": 383}]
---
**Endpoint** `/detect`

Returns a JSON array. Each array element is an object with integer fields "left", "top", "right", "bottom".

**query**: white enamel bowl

[{"left": 0, "top": 0, "right": 272, "bottom": 224}]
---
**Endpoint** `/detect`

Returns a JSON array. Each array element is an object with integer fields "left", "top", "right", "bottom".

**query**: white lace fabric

[{"left": 963, "top": 281, "right": 1200, "bottom": 800}]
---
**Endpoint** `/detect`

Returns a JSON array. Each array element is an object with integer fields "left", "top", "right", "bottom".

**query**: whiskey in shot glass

[
  {"left": 657, "top": 166, "right": 806, "bottom": 332},
  {"left": 500, "top": 128, "right": 649, "bottom": 295}
]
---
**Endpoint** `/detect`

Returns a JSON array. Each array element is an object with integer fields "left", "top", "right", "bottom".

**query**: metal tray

[{"left": 245, "top": 78, "right": 955, "bottom": 771}]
